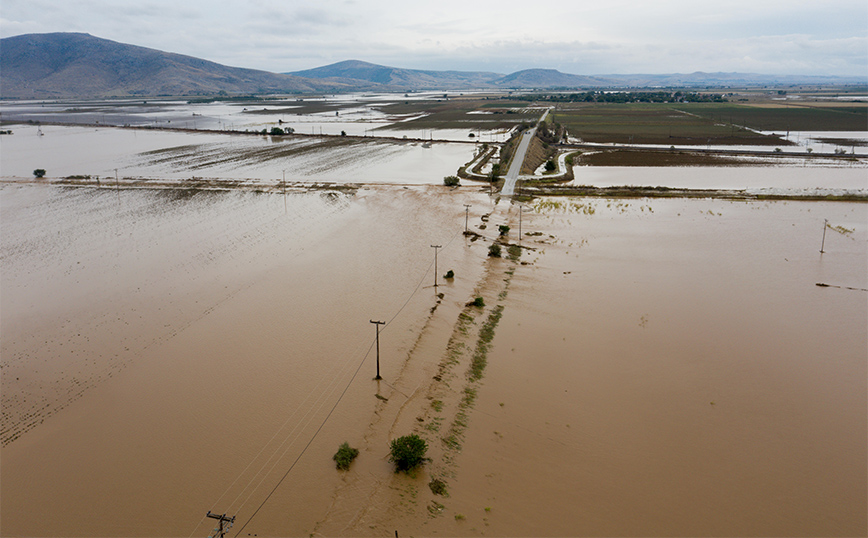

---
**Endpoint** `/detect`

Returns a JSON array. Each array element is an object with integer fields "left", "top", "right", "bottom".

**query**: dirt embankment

[{"left": 520, "top": 135, "right": 554, "bottom": 174}]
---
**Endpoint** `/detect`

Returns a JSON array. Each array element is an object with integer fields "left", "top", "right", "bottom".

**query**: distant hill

[
  {"left": 0, "top": 33, "right": 356, "bottom": 99},
  {"left": 289, "top": 62, "right": 614, "bottom": 89},
  {"left": 291, "top": 62, "right": 864, "bottom": 90},
  {"left": 599, "top": 71, "right": 867, "bottom": 88},
  {"left": 2, "top": 33, "right": 864, "bottom": 99},
  {"left": 288, "top": 60, "right": 502, "bottom": 89},
  {"left": 493, "top": 68, "right": 615, "bottom": 88}
]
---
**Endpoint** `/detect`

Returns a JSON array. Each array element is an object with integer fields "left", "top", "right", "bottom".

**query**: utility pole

[
  {"left": 370, "top": 320, "right": 385, "bottom": 380},
  {"left": 518, "top": 203, "right": 523, "bottom": 242},
  {"left": 282, "top": 169, "right": 287, "bottom": 213},
  {"left": 431, "top": 245, "right": 442, "bottom": 288},
  {"left": 205, "top": 511, "right": 235, "bottom": 538},
  {"left": 114, "top": 168, "right": 119, "bottom": 193},
  {"left": 463, "top": 204, "right": 471, "bottom": 234},
  {"left": 820, "top": 219, "right": 828, "bottom": 254}
]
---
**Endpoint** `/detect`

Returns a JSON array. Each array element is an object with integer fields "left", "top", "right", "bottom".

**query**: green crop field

[
  {"left": 552, "top": 104, "right": 784, "bottom": 146},
  {"left": 551, "top": 100, "right": 867, "bottom": 146},
  {"left": 374, "top": 99, "right": 541, "bottom": 131},
  {"left": 675, "top": 103, "right": 868, "bottom": 132}
]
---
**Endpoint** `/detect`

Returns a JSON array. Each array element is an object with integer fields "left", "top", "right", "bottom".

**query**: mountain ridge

[
  {"left": 2, "top": 33, "right": 864, "bottom": 99},
  {"left": 0, "top": 33, "right": 359, "bottom": 99}
]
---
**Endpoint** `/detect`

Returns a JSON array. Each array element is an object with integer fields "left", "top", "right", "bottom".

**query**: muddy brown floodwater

[{"left": 1, "top": 183, "right": 866, "bottom": 537}]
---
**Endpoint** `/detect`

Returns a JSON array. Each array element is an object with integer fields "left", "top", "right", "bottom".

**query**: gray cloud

[{"left": 2, "top": 0, "right": 865, "bottom": 76}]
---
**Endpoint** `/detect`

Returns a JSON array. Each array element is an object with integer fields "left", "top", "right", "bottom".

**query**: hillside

[
  {"left": 494, "top": 68, "right": 614, "bottom": 88},
  {"left": 288, "top": 60, "right": 502, "bottom": 89},
  {"left": 0, "top": 33, "right": 354, "bottom": 99}
]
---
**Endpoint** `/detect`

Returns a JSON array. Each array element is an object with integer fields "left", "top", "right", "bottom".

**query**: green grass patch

[
  {"left": 469, "top": 305, "right": 504, "bottom": 382},
  {"left": 442, "top": 434, "right": 461, "bottom": 450}
]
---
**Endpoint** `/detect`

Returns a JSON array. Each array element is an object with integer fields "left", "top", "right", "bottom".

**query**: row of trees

[
  {"left": 511, "top": 91, "right": 726, "bottom": 103},
  {"left": 260, "top": 126, "right": 295, "bottom": 135}
]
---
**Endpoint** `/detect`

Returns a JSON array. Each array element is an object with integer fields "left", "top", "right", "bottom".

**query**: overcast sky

[{"left": 2, "top": 0, "right": 866, "bottom": 76}]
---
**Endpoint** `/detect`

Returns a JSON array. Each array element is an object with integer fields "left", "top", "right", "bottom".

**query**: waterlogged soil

[
  {"left": 2, "top": 184, "right": 866, "bottom": 537},
  {"left": 0, "top": 183, "right": 495, "bottom": 537}
]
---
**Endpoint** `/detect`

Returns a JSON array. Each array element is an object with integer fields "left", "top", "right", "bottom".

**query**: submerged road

[{"left": 501, "top": 108, "right": 551, "bottom": 196}]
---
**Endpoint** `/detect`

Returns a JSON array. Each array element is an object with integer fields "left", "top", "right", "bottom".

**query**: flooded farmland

[
  {"left": 1, "top": 182, "right": 494, "bottom": 536},
  {"left": 1, "top": 109, "right": 866, "bottom": 536},
  {"left": 0, "top": 124, "right": 475, "bottom": 185}
]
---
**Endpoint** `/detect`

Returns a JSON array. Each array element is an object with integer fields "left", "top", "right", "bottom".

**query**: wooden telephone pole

[
  {"left": 370, "top": 320, "right": 385, "bottom": 380},
  {"left": 206, "top": 511, "right": 235, "bottom": 538},
  {"left": 431, "top": 245, "right": 442, "bottom": 287}
]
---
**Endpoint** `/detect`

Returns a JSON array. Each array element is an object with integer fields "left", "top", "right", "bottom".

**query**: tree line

[{"left": 510, "top": 91, "right": 727, "bottom": 103}]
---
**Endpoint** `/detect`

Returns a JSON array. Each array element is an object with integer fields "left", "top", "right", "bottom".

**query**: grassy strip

[
  {"left": 523, "top": 185, "right": 868, "bottom": 202},
  {"left": 578, "top": 149, "right": 749, "bottom": 166},
  {"left": 468, "top": 305, "right": 504, "bottom": 382}
]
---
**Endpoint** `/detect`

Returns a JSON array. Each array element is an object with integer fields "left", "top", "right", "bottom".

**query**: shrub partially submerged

[
  {"left": 333, "top": 442, "right": 359, "bottom": 470},
  {"left": 389, "top": 434, "right": 428, "bottom": 472},
  {"left": 429, "top": 478, "right": 448, "bottom": 496}
]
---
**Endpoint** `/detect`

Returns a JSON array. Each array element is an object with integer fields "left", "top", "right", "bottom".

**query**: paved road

[
  {"left": 501, "top": 108, "right": 551, "bottom": 196},
  {"left": 500, "top": 129, "right": 534, "bottom": 196}
]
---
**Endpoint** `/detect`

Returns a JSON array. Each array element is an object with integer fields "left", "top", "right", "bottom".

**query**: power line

[
  {"left": 233, "top": 338, "right": 376, "bottom": 537},
  {"left": 190, "top": 314, "right": 378, "bottom": 537},
  {"left": 213, "top": 224, "right": 465, "bottom": 537},
  {"left": 228, "top": 337, "right": 375, "bottom": 516}
]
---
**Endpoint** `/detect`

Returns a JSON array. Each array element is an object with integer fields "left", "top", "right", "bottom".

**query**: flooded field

[
  {"left": 570, "top": 165, "right": 868, "bottom": 194},
  {"left": 422, "top": 198, "right": 867, "bottom": 536},
  {"left": 0, "top": 125, "right": 476, "bottom": 185},
  {"left": 1, "top": 183, "right": 494, "bottom": 536},
  {"left": 2, "top": 177, "right": 865, "bottom": 535},
  {"left": 2, "top": 95, "right": 866, "bottom": 536},
  {"left": 0, "top": 94, "right": 518, "bottom": 142}
]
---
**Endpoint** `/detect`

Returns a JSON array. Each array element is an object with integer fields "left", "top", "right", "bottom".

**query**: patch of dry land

[{"left": 1, "top": 181, "right": 866, "bottom": 537}]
